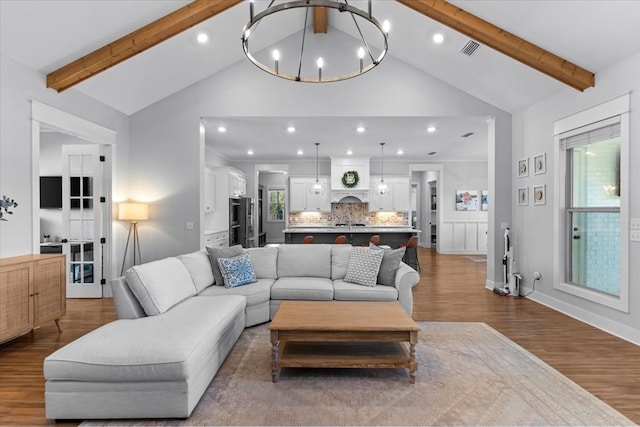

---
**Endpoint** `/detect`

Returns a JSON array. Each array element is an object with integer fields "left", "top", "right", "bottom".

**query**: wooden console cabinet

[{"left": 0, "top": 254, "right": 66, "bottom": 344}]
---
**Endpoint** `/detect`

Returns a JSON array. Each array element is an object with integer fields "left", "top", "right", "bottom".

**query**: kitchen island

[{"left": 283, "top": 226, "right": 419, "bottom": 247}]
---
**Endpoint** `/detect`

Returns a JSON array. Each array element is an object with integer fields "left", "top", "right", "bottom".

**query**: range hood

[{"left": 336, "top": 195, "right": 363, "bottom": 203}]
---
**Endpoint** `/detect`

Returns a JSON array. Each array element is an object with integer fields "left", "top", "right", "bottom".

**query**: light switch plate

[
  {"left": 630, "top": 218, "right": 640, "bottom": 230},
  {"left": 186, "top": 222, "right": 194, "bottom": 230},
  {"left": 631, "top": 230, "right": 640, "bottom": 242}
]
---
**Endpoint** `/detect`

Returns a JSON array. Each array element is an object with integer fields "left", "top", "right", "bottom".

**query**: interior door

[{"left": 61, "top": 144, "right": 102, "bottom": 298}]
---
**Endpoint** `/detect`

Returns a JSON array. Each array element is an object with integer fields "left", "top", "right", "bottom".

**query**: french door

[{"left": 61, "top": 144, "right": 103, "bottom": 298}]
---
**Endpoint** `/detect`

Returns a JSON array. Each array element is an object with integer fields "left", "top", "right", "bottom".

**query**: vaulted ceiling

[{"left": 2, "top": 0, "right": 639, "bottom": 161}]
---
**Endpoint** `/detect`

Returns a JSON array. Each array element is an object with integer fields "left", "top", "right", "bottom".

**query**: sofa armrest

[
  {"left": 111, "top": 276, "right": 147, "bottom": 319},
  {"left": 393, "top": 262, "right": 420, "bottom": 316}
]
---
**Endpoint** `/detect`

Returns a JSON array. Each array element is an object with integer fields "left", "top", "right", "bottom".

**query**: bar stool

[
  {"left": 334, "top": 235, "right": 348, "bottom": 244},
  {"left": 399, "top": 236, "right": 420, "bottom": 272},
  {"left": 302, "top": 235, "right": 314, "bottom": 244},
  {"left": 361, "top": 234, "right": 381, "bottom": 247}
]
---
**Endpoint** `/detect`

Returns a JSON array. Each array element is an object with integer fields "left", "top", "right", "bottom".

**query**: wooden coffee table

[{"left": 269, "top": 301, "right": 420, "bottom": 383}]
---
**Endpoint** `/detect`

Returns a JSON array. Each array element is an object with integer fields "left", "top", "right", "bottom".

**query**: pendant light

[
  {"left": 311, "top": 142, "right": 324, "bottom": 195},
  {"left": 377, "top": 142, "right": 388, "bottom": 195}
]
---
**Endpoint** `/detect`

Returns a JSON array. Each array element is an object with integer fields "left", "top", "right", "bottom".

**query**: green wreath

[{"left": 341, "top": 170, "right": 360, "bottom": 188}]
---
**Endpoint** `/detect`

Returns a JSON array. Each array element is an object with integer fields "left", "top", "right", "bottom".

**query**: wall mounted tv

[{"left": 40, "top": 176, "right": 93, "bottom": 209}]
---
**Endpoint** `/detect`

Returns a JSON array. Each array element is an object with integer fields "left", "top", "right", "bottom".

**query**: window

[
  {"left": 564, "top": 120, "right": 620, "bottom": 296},
  {"left": 268, "top": 187, "right": 285, "bottom": 222},
  {"left": 554, "top": 95, "right": 629, "bottom": 312}
]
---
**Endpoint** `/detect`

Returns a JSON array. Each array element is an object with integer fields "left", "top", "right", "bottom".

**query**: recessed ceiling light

[
  {"left": 247, "top": 150, "right": 254, "bottom": 155},
  {"left": 347, "top": 149, "right": 353, "bottom": 155},
  {"left": 397, "top": 149, "right": 404, "bottom": 155},
  {"left": 217, "top": 126, "right": 226, "bottom": 133},
  {"left": 297, "top": 149, "right": 303, "bottom": 155},
  {"left": 196, "top": 33, "right": 209, "bottom": 44},
  {"left": 427, "top": 126, "right": 436, "bottom": 133},
  {"left": 432, "top": 33, "right": 444, "bottom": 44},
  {"left": 356, "top": 126, "right": 365, "bottom": 133},
  {"left": 287, "top": 126, "right": 296, "bottom": 133}
]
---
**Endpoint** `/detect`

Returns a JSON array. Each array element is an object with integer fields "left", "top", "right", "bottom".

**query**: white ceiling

[{"left": 2, "top": 0, "right": 639, "bottom": 162}]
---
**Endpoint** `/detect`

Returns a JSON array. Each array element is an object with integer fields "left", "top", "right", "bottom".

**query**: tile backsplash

[{"left": 288, "top": 203, "right": 409, "bottom": 226}]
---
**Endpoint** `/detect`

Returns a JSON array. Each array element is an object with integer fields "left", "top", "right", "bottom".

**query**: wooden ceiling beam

[
  {"left": 46, "top": 0, "right": 242, "bottom": 92},
  {"left": 314, "top": 7, "right": 328, "bottom": 33},
  {"left": 395, "top": 0, "right": 595, "bottom": 91}
]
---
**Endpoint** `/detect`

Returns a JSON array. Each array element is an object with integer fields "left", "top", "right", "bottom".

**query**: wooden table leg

[
  {"left": 409, "top": 331, "right": 417, "bottom": 384},
  {"left": 54, "top": 319, "right": 62, "bottom": 332},
  {"left": 270, "top": 330, "right": 280, "bottom": 382}
]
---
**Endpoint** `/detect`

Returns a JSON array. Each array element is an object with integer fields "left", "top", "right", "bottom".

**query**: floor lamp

[{"left": 119, "top": 202, "right": 149, "bottom": 275}]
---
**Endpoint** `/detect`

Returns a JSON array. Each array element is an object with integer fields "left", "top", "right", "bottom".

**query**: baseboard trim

[
  {"left": 439, "top": 250, "right": 488, "bottom": 255},
  {"left": 526, "top": 292, "right": 640, "bottom": 345}
]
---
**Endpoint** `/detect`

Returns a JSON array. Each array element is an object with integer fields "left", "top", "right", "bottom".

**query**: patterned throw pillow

[
  {"left": 217, "top": 253, "right": 257, "bottom": 288},
  {"left": 206, "top": 245, "right": 244, "bottom": 286},
  {"left": 343, "top": 247, "right": 385, "bottom": 287},
  {"left": 370, "top": 244, "right": 406, "bottom": 286}
]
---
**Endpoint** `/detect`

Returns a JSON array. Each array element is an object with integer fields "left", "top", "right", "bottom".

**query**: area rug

[{"left": 81, "top": 322, "right": 634, "bottom": 426}]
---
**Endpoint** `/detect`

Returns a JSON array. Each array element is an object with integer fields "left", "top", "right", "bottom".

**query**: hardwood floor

[{"left": 0, "top": 248, "right": 638, "bottom": 425}]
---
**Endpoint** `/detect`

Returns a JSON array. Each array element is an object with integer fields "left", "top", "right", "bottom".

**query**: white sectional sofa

[{"left": 44, "top": 244, "right": 420, "bottom": 420}]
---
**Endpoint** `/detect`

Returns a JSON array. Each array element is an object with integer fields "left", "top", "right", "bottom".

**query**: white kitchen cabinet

[
  {"left": 204, "top": 230, "right": 229, "bottom": 249},
  {"left": 369, "top": 176, "right": 411, "bottom": 212},
  {"left": 330, "top": 158, "right": 369, "bottom": 190},
  {"left": 204, "top": 167, "right": 216, "bottom": 212},
  {"left": 289, "top": 177, "right": 330, "bottom": 212},
  {"left": 228, "top": 171, "right": 246, "bottom": 198}
]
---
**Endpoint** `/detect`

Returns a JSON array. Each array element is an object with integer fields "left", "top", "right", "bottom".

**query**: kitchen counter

[{"left": 283, "top": 226, "right": 419, "bottom": 246}]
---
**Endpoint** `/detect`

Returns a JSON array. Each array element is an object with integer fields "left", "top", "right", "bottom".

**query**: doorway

[{"left": 32, "top": 102, "right": 116, "bottom": 298}]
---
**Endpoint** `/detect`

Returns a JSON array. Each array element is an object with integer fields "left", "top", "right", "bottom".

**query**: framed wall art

[
  {"left": 518, "top": 158, "right": 529, "bottom": 177},
  {"left": 481, "top": 190, "right": 488, "bottom": 211},
  {"left": 533, "top": 184, "right": 546, "bottom": 205},
  {"left": 517, "top": 187, "right": 528, "bottom": 206},
  {"left": 455, "top": 190, "right": 478, "bottom": 211},
  {"left": 533, "top": 153, "right": 546, "bottom": 175}
]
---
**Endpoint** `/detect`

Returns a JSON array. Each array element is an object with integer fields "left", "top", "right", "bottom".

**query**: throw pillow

[
  {"left": 217, "top": 253, "right": 257, "bottom": 288},
  {"left": 370, "top": 244, "right": 406, "bottom": 286},
  {"left": 177, "top": 250, "right": 215, "bottom": 292},
  {"left": 343, "top": 247, "right": 384, "bottom": 287},
  {"left": 206, "top": 245, "right": 244, "bottom": 285}
]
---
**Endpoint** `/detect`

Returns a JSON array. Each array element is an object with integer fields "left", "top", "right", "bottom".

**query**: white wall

[
  {"left": 0, "top": 54, "right": 130, "bottom": 261},
  {"left": 512, "top": 52, "right": 640, "bottom": 343},
  {"left": 129, "top": 51, "right": 511, "bottom": 280}
]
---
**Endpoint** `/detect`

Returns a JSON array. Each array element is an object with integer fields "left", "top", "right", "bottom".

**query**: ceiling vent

[
  {"left": 461, "top": 132, "right": 475, "bottom": 138},
  {"left": 460, "top": 40, "right": 480, "bottom": 57}
]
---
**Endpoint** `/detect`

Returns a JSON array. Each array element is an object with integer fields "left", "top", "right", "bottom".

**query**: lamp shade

[{"left": 118, "top": 202, "right": 148, "bottom": 221}]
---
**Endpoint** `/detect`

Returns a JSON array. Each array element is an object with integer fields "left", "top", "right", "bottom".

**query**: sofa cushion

[
  {"left": 343, "top": 247, "right": 384, "bottom": 287},
  {"left": 178, "top": 250, "right": 214, "bottom": 293},
  {"left": 277, "top": 244, "right": 332, "bottom": 278},
  {"left": 217, "top": 253, "right": 257, "bottom": 288},
  {"left": 125, "top": 257, "right": 197, "bottom": 316},
  {"left": 370, "top": 244, "right": 406, "bottom": 286},
  {"left": 333, "top": 280, "right": 398, "bottom": 301},
  {"left": 270, "top": 277, "right": 334, "bottom": 300},
  {"left": 331, "top": 245, "right": 354, "bottom": 280},
  {"left": 198, "top": 278, "right": 274, "bottom": 306},
  {"left": 206, "top": 245, "right": 244, "bottom": 285},
  {"left": 44, "top": 295, "right": 246, "bottom": 382},
  {"left": 246, "top": 247, "right": 278, "bottom": 279}
]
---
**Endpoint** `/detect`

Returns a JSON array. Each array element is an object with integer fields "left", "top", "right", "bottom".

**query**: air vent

[
  {"left": 428, "top": 151, "right": 437, "bottom": 156},
  {"left": 460, "top": 40, "right": 480, "bottom": 57},
  {"left": 461, "top": 132, "right": 475, "bottom": 138}
]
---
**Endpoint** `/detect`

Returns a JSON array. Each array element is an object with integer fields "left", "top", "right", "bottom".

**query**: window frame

[
  {"left": 267, "top": 186, "right": 286, "bottom": 223},
  {"left": 553, "top": 95, "right": 630, "bottom": 312}
]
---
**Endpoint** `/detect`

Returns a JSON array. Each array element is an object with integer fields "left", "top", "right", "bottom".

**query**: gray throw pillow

[
  {"left": 206, "top": 245, "right": 244, "bottom": 286},
  {"left": 344, "top": 247, "right": 384, "bottom": 287},
  {"left": 371, "top": 244, "right": 406, "bottom": 286}
]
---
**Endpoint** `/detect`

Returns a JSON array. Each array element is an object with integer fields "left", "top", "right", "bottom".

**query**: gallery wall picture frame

[
  {"left": 455, "top": 190, "right": 479, "bottom": 211},
  {"left": 518, "top": 158, "right": 529, "bottom": 177},
  {"left": 517, "top": 187, "right": 528, "bottom": 206},
  {"left": 533, "top": 153, "right": 547, "bottom": 175},
  {"left": 481, "top": 190, "right": 488, "bottom": 211},
  {"left": 533, "top": 184, "right": 546, "bottom": 205}
]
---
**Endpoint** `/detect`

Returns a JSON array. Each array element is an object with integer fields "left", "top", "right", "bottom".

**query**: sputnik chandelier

[{"left": 241, "top": 0, "right": 390, "bottom": 83}]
